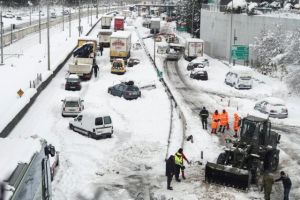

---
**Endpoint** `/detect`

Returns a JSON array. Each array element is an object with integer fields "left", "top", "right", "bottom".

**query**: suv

[
  {"left": 69, "top": 111, "right": 113, "bottom": 139},
  {"left": 108, "top": 81, "right": 141, "bottom": 100},
  {"left": 61, "top": 96, "right": 84, "bottom": 117},
  {"left": 65, "top": 74, "right": 81, "bottom": 91}
]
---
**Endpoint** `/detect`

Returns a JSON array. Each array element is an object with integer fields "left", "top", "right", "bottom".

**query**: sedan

[
  {"left": 65, "top": 74, "right": 81, "bottom": 91},
  {"left": 61, "top": 96, "right": 84, "bottom": 117},
  {"left": 187, "top": 62, "right": 205, "bottom": 71},
  {"left": 190, "top": 68, "right": 208, "bottom": 80},
  {"left": 254, "top": 97, "right": 288, "bottom": 118},
  {"left": 108, "top": 81, "right": 141, "bottom": 100}
]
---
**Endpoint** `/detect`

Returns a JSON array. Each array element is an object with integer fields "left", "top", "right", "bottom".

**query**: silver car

[
  {"left": 254, "top": 97, "right": 288, "bottom": 119},
  {"left": 61, "top": 96, "right": 84, "bottom": 117}
]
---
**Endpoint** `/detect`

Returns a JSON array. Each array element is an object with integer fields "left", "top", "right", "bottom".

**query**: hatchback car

[
  {"left": 190, "top": 68, "right": 208, "bottom": 80},
  {"left": 65, "top": 74, "right": 81, "bottom": 91},
  {"left": 61, "top": 96, "right": 84, "bottom": 117},
  {"left": 254, "top": 97, "right": 288, "bottom": 118},
  {"left": 108, "top": 81, "right": 141, "bottom": 100}
]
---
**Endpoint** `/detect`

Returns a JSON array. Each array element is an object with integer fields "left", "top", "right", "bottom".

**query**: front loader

[{"left": 205, "top": 115, "right": 281, "bottom": 190}]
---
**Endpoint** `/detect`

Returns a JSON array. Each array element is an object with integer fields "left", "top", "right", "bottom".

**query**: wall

[{"left": 200, "top": 9, "right": 300, "bottom": 62}]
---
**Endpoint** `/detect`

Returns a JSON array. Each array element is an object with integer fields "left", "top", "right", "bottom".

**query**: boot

[
  {"left": 176, "top": 178, "right": 181, "bottom": 182},
  {"left": 182, "top": 170, "right": 186, "bottom": 180},
  {"left": 167, "top": 186, "right": 173, "bottom": 190}
]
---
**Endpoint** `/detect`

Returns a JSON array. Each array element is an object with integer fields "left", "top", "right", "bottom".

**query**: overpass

[{"left": 134, "top": 4, "right": 178, "bottom": 16}]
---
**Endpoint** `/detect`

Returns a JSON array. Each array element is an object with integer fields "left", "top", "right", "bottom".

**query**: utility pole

[
  {"left": 0, "top": 11, "right": 3, "bottom": 65},
  {"left": 69, "top": 8, "right": 71, "bottom": 38},
  {"left": 87, "top": 4, "right": 89, "bottom": 24},
  {"left": 47, "top": 0, "right": 50, "bottom": 71},
  {"left": 229, "top": 0, "right": 233, "bottom": 64},
  {"left": 78, "top": 0, "right": 81, "bottom": 37},
  {"left": 96, "top": 0, "right": 99, "bottom": 18},
  {"left": 153, "top": 29, "right": 156, "bottom": 67},
  {"left": 90, "top": 0, "right": 93, "bottom": 27},
  {"left": 39, "top": 4, "right": 41, "bottom": 43},
  {"left": 191, "top": 0, "right": 195, "bottom": 37},
  {"left": 62, "top": 0, "right": 64, "bottom": 31}
]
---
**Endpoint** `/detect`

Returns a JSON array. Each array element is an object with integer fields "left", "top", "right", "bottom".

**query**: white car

[
  {"left": 225, "top": 68, "right": 253, "bottom": 89},
  {"left": 61, "top": 96, "right": 84, "bottom": 117},
  {"left": 3, "top": 12, "right": 14, "bottom": 18},
  {"left": 254, "top": 97, "right": 288, "bottom": 119},
  {"left": 69, "top": 111, "right": 113, "bottom": 139},
  {"left": 50, "top": 12, "right": 57, "bottom": 18}
]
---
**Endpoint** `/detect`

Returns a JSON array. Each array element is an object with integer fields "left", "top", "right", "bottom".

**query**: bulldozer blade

[{"left": 205, "top": 162, "right": 251, "bottom": 190}]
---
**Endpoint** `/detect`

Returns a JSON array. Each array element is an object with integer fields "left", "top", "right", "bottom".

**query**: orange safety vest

[
  {"left": 211, "top": 113, "right": 219, "bottom": 129},
  {"left": 220, "top": 112, "right": 229, "bottom": 126},
  {"left": 233, "top": 114, "right": 240, "bottom": 131}
]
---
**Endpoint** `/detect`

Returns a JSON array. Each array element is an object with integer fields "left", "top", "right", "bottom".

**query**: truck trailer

[
  {"left": 184, "top": 38, "right": 204, "bottom": 61},
  {"left": 98, "top": 29, "right": 113, "bottom": 47},
  {"left": 114, "top": 16, "right": 125, "bottom": 31},
  {"left": 110, "top": 31, "right": 131, "bottom": 63},
  {"left": 101, "top": 15, "right": 112, "bottom": 29}
]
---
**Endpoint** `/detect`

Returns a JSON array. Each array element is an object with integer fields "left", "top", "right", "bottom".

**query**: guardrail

[{"left": 0, "top": 13, "right": 104, "bottom": 138}]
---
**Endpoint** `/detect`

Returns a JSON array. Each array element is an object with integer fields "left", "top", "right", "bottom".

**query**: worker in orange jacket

[
  {"left": 219, "top": 109, "right": 229, "bottom": 133},
  {"left": 233, "top": 113, "right": 240, "bottom": 138},
  {"left": 211, "top": 110, "right": 219, "bottom": 134}
]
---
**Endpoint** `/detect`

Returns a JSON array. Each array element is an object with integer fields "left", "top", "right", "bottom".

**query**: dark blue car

[{"left": 108, "top": 81, "right": 141, "bottom": 100}]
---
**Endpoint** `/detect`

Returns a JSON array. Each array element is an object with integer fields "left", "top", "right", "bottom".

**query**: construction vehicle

[
  {"left": 205, "top": 115, "right": 281, "bottom": 190},
  {"left": 69, "top": 38, "right": 97, "bottom": 80}
]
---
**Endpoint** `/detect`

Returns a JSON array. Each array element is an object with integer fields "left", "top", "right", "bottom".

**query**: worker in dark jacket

[
  {"left": 261, "top": 173, "right": 274, "bottom": 200},
  {"left": 199, "top": 107, "right": 209, "bottom": 130},
  {"left": 99, "top": 45, "right": 104, "bottom": 56},
  {"left": 93, "top": 64, "right": 99, "bottom": 78},
  {"left": 275, "top": 171, "right": 292, "bottom": 200},
  {"left": 165, "top": 155, "right": 175, "bottom": 190}
]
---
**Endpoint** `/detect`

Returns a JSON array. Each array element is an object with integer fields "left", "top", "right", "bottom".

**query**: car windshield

[
  {"left": 67, "top": 78, "right": 79, "bottom": 83},
  {"left": 65, "top": 101, "right": 79, "bottom": 107},
  {"left": 113, "top": 62, "right": 123, "bottom": 69},
  {"left": 240, "top": 76, "right": 251, "bottom": 80},
  {"left": 127, "top": 86, "right": 139, "bottom": 91}
]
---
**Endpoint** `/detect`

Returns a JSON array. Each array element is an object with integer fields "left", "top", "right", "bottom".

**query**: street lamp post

[
  {"left": 153, "top": 29, "right": 156, "bottom": 67},
  {"left": 69, "top": 8, "right": 71, "bottom": 37},
  {"left": 47, "top": 0, "right": 50, "bottom": 71}
]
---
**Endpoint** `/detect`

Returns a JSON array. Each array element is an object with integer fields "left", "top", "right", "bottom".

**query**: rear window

[
  {"left": 67, "top": 78, "right": 79, "bottom": 83},
  {"left": 127, "top": 86, "right": 139, "bottom": 91},
  {"left": 95, "top": 117, "right": 103, "bottom": 126},
  {"left": 65, "top": 101, "right": 79, "bottom": 107},
  {"left": 112, "top": 62, "right": 123, "bottom": 69},
  {"left": 104, "top": 116, "right": 112, "bottom": 124}
]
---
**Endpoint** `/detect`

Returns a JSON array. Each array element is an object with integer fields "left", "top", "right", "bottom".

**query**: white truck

[
  {"left": 184, "top": 38, "right": 204, "bottom": 61},
  {"left": 110, "top": 31, "right": 131, "bottom": 63},
  {"left": 101, "top": 15, "right": 113, "bottom": 29},
  {"left": 150, "top": 18, "right": 160, "bottom": 34},
  {"left": 98, "top": 29, "right": 113, "bottom": 47},
  {"left": 68, "top": 38, "right": 97, "bottom": 80}
]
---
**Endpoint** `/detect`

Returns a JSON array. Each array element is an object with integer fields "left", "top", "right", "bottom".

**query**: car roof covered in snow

[
  {"left": 65, "top": 96, "right": 81, "bottom": 101},
  {"left": 191, "top": 57, "right": 208, "bottom": 63},
  {"left": 157, "top": 41, "right": 169, "bottom": 47},
  {"left": 79, "top": 109, "right": 110, "bottom": 118},
  {"left": 261, "top": 97, "right": 286, "bottom": 105},
  {"left": 0, "top": 138, "right": 42, "bottom": 181},
  {"left": 229, "top": 66, "right": 253, "bottom": 74},
  {"left": 68, "top": 74, "right": 80, "bottom": 79},
  {"left": 192, "top": 68, "right": 206, "bottom": 73},
  {"left": 111, "top": 31, "right": 131, "bottom": 38},
  {"left": 186, "top": 38, "right": 204, "bottom": 43}
]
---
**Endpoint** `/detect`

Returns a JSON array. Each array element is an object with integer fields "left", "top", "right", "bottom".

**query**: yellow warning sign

[{"left": 17, "top": 89, "right": 24, "bottom": 97}]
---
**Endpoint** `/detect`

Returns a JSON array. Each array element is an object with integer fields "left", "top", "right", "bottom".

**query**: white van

[
  {"left": 69, "top": 111, "right": 113, "bottom": 139},
  {"left": 225, "top": 67, "right": 253, "bottom": 89}
]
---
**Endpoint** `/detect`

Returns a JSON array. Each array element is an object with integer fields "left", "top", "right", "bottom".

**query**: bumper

[
  {"left": 65, "top": 86, "right": 81, "bottom": 91},
  {"left": 236, "top": 85, "right": 252, "bottom": 89},
  {"left": 111, "top": 71, "right": 126, "bottom": 75},
  {"left": 124, "top": 95, "right": 140, "bottom": 100},
  {"left": 192, "top": 75, "right": 208, "bottom": 80},
  {"left": 92, "top": 132, "right": 113, "bottom": 139},
  {"left": 269, "top": 113, "right": 288, "bottom": 119},
  {"left": 62, "top": 112, "right": 80, "bottom": 117}
]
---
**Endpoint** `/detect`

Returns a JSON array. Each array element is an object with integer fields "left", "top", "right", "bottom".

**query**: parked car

[
  {"left": 69, "top": 111, "right": 113, "bottom": 139},
  {"left": 65, "top": 74, "right": 81, "bottom": 91},
  {"left": 254, "top": 97, "right": 288, "bottom": 118},
  {"left": 61, "top": 96, "right": 84, "bottom": 117},
  {"left": 108, "top": 81, "right": 141, "bottom": 100},
  {"left": 3, "top": 11, "right": 14, "bottom": 18},
  {"left": 111, "top": 59, "right": 126, "bottom": 75},
  {"left": 127, "top": 58, "right": 140, "bottom": 67},
  {"left": 187, "top": 62, "right": 205, "bottom": 71},
  {"left": 190, "top": 68, "right": 208, "bottom": 80},
  {"left": 225, "top": 68, "right": 253, "bottom": 89},
  {"left": 166, "top": 51, "right": 181, "bottom": 61},
  {"left": 50, "top": 12, "right": 57, "bottom": 18}
]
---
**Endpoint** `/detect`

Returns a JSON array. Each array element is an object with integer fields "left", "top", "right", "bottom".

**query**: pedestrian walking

[
  {"left": 219, "top": 109, "right": 229, "bottom": 133},
  {"left": 275, "top": 171, "right": 292, "bottom": 200},
  {"left": 261, "top": 173, "right": 274, "bottom": 200},
  {"left": 165, "top": 155, "right": 175, "bottom": 190},
  {"left": 99, "top": 44, "right": 104, "bottom": 56},
  {"left": 211, "top": 110, "right": 219, "bottom": 134},
  {"left": 199, "top": 107, "right": 209, "bottom": 130},
  {"left": 174, "top": 148, "right": 190, "bottom": 182},
  {"left": 93, "top": 63, "right": 99, "bottom": 78},
  {"left": 233, "top": 113, "right": 240, "bottom": 138}
]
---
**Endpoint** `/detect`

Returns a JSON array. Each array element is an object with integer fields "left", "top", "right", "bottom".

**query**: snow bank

[{"left": 227, "top": 0, "right": 247, "bottom": 9}]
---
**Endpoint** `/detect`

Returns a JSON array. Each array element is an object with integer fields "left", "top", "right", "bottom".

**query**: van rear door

[{"left": 103, "top": 116, "right": 113, "bottom": 134}]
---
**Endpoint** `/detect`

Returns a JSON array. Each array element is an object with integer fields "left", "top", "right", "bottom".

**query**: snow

[
  {"left": 151, "top": 17, "right": 161, "bottom": 22},
  {"left": 227, "top": 0, "right": 247, "bottom": 9},
  {"left": 0, "top": 137, "right": 41, "bottom": 181},
  {"left": 115, "top": 16, "right": 125, "bottom": 19},
  {"left": 64, "top": 96, "right": 81, "bottom": 101},
  {"left": 111, "top": 30, "right": 131, "bottom": 38},
  {"left": 248, "top": 2, "right": 258, "bottom": 10},
  {"left": 186, "top": 38, "right": 204, "bottom": 43},
  {"left": 260, "top": 97, "right": 286, "bottom": 105}
]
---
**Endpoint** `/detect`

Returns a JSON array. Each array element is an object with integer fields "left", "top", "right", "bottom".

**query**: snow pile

[
  {"left": 227, "top": 0, "right": 247, "bottom": 9},
  {"left": 0, "top": 138, "right": 41, "bottom": 181}
]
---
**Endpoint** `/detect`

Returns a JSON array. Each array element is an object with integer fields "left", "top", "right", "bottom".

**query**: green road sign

[{"left": 231, "top": 45, "right": 249, "bottom": 60}]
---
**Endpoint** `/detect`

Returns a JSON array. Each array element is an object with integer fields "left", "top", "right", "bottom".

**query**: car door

[{"left": 103, "top": 116, "right": 113, "bottom": 134}]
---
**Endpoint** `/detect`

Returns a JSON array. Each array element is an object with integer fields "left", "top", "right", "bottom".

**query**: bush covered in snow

[
  {"left": 226, "top": 0, "right": 247, "bottom": 13},
  {"left": 286, "top": 69, "right": 300, "bottom": 94}
]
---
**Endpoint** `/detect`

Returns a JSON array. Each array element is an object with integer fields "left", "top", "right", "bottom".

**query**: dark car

[
  {"left": 190, "top": 68, "right": 208, "bottom": 80},
  {"left": 187, "top": 62, "right": 205, "bottom": 71},
  {"left": 65, "top": 74, "right": 81, "bottom": 91},
  {"left": 127, "top": 58, "right": 140, "bottom": 67},
  {"left": 108, "top": 81, "right": 141, "bottom": 100},
  {"left": 166, "top": 52, "right": 181, "bottom": 61}
]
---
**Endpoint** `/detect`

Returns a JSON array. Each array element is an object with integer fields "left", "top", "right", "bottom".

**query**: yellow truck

[{"left": 110, "top": 31, "right": 131, "bottom": 63}]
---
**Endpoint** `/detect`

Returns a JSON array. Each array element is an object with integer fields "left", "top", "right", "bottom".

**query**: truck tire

[
  {"left": 217, "top": 153, "right": 227, "bottom": 165},
  {"left": 265, "top": 151, "right": 279, "bottom": 172}
]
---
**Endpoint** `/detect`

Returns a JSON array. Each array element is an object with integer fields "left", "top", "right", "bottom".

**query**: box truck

[
  {"left": 184, "top": 38, "right": 204, "bottom": 61},
  {"left": 98, "top": 29, "right": 113, "bottom": 47},
  {"left": 150, "top": 18, "right": 160, "bottom": 34},
  {"left": 110, "top": 31, "right": 131, "bottom": 63},
  {"left": 101, "top": 15, "right": 112, "bottom": 29},
  {"left": 114, "top": 16, "right": 125, "bottom": 31}
]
